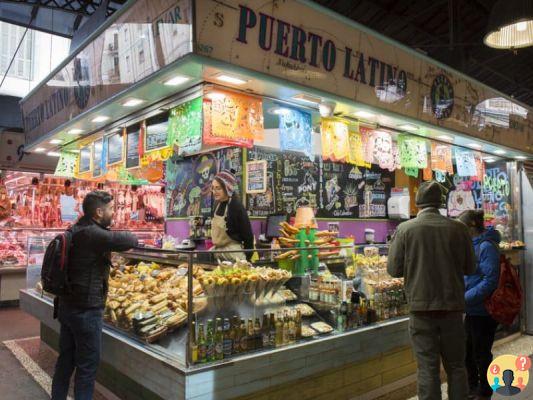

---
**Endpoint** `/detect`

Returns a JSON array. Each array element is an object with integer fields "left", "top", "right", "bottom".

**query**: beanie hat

[
  {"left": 214, "top": 169, "right": 237, "bottom": 197},
  {"left": 416, "top": 181, "right": 444, "bottom": 209}
]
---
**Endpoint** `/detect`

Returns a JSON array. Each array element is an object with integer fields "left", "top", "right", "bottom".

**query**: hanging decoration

[
  {"left": 473, "top": 152, "right": 485, "bottom": 182},
  {"left": 399, "top": 135, "right": 427, "bottom": 169},
  {"left": 347, "top": 126, "right": 371, "bottom": 168},
  {"left": 390, "top": 142, "right": 401, "bottom": 171},
  {"left": 405, "top": 167, "right": 419, "bottom": 178},
  {"left": 430, "top": 142, "right": 454, "bottom": 175},
  {"left": 321, "top": 119, "right": 349, "bottom": 162},
  {"left": 455, "top": 149, "right": 478, "bottom": 177},
  {"left": 435, "top": 170, "right": 446, "bottom": 182},
  {"left": 203, "top": 90, "right": 263, "bottom": 148},
  {"left": 280, "top": 107, "right": 313, "bottom": 160},
  {"left": 365, "top": 129, "right": 394, "bottom": 170},
  {"left": 167, "top": 97, "right": 203, "bottom": 155},
  {"left": 54, "top": 152, "right": 77, "bottom": 177}
]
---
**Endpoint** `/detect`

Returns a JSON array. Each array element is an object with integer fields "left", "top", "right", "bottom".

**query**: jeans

[
  {"left": 465, "top": 315, "right": 498, "bottom": 397},
  {"left": 409, "top": 312, "right": 468, "bottom": 400},
  {"left": 51, "top": 302, "right": 103, "bottom": 400}
]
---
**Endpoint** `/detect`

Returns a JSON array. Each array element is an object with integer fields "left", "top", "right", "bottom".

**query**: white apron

[{"left": 211, "top": 201, "right": 246, "bottom": 262}]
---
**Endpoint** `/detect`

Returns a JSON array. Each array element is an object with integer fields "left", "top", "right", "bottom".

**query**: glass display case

[{"left": 26, "top": 241, "right": 407, "bottom": 368}]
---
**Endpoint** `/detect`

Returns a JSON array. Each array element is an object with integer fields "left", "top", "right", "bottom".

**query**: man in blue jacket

[{"left": 458, "top": 210, "right": 501, "bottom": 400}]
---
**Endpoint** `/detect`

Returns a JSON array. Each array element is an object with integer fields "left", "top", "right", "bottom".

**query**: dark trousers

[
  {"left": 51, "top": 303, "right": 103, "bottom": 400},
  {"left": 465, "top": 315, "right": 498, "bottom": 397},
  {"left": 409, "top": 312, "right": 468, "bottom": 400}
]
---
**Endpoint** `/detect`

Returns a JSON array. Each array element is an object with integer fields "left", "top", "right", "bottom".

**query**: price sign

[
  {"left": 92, "top": 138, "right": 103, "bottom": 177},
  {"left": 79, "top": 146, "right": 91, "bottom": 173},
  {"left": 106, "top": 132, "right": 123, "bottom": 166},
  {"left": 125, "top": 129, "right": 140, "bottom": 169},
  {"left": 245, "top": 160, "right": 267, "bottom": 194}
]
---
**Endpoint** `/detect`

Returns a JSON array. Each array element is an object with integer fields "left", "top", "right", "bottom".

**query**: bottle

[
  {"left": 275, "top": 313, "right": 284, "bottom": 347},
  {"left": 206, "top": 319, "right": 215, "bottom": 361},
  {"left": 358, "top": 300, "right": 367, "bottom": 326},
  {"left": 288, "top": 311, "right": 296, "bottom": 344},
  {"left": 282, "top": 311, "right": 290, "bottom": 345},
  {"left": 233, "top": 317, "right": 241, "bottom": 354},
  {"left": 269, "top": 313, "right": 276, "bottom": 347},
  {"left": 240, "top": 319, "right": 248, "bottom": 353},
  {"left": 254, "top": 317, "right": 262, "bottom": 349},
  {"left": 247, "top": 319, "right": 255, "bottom": 351},
  {"left": 215, "top": 318, "right": 224, "bottom": 360},
  {"left": 295, "top": 310, "right": 302, "bottom": 340},
  {"left": 337, "top": 301, "right": 348, "bottom": 332},
  {"left": 261, "top": 314, "right": 270, "bottom": 348},
  {"left": 222, "top": 318, "right": 232, "bottom": 358},
  {"left": 190, "top": 321, "right": 198, "bottom": 364},
  {"left": 197, "top": 323, "right": 207, "bottom": 363}
]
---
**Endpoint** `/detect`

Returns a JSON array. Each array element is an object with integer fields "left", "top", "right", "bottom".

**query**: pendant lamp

[{"left": 484, "top": 0, "right": 533, "bottom": 49}]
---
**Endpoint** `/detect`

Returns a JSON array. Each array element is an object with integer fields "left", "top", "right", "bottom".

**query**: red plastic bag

[{"left": 485, "top": 255, "right": 522, "bottom": 325}]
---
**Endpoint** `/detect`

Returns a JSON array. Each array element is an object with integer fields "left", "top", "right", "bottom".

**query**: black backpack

[{"left": 41, "top": 230, "right": 73, "bottom": 296}]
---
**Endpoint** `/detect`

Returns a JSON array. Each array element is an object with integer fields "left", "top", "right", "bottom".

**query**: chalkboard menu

[
  {"left": 359, "top": 165, "right": 394, "bottom": 218},
  {"left": 125, "top": 128, "right": 140, "bottom": 169},
  {"left": 246, "top": 160, "right": 267, "bottom": 194},
  {"left": 106, "top": 133, "right": 123, "bottom": 166},
  {"left": 79, "top": 146, "right": 91, "bottom": 173},
  {"left": 279, "top": 152, "right": 320, "bottom": 214},
  {"left": 145, "top": 114, "right": 168, "bottom": 152},
  {"left": 246, "top": 147, "right": 282, "bottom": 217},
  {"left": 92, "top": 139, "right": 103, "bottom": 178}
]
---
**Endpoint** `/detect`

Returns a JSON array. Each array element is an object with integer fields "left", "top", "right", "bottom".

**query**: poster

[
  {"left": 79, "top": 146, "right": 91, "bottom": 173},
  {"left": 144, "top": 117, "right": 168, "bottom": 152},
  {"left": 106, "top": 133, "right": 124, "bottom": 166},
  {"left": 125, "top": 129, "right": 140, "bottom": 169},
  {"left": 482, "top": 161, "right": 511, "bottom": 229},
  {"left": 455, "top": 149, "right": 478, "bottom": 177},
  {"left": 280, "top": 108, "right": 313, "bottom": 160},
  {"left": 398, "top": 135, "right": 427, "bottom": 169},
  {"left": 246, "top": 147, "right": 281, "bottom": 216},
  {"left": 92, "top": 139, "right": 103, "bottom": 178},
  {"left": 55, "top": 152, "right": 77, "bottom": 177},
  {"left": 167, "top": 97, "right": 202, "bottom": 155},
  {"left": 430, "top": 142, "right": 454, "bottom": 174},
  {"left": 245, "top": 160, "right": 267, "bottom": 194}
]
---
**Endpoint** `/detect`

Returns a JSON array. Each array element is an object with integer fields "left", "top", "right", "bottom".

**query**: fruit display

[
  {"left": 275, "top": 221, "right": 341, "bottom": 261},
  {"left": 197, "top": 259, "right": 291, "bottom": 300},
  {"left": 500, "top": 240, "right": 526, "bottom": 250},
  {"left": 105, "top": 261, "right": 207, "bottom": 342}
]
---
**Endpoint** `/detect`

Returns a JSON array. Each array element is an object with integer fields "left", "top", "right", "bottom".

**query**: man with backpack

[
  {"left": 387, "top": 181, "right": 477, "bottom": 400},
  {"left": 50, "top": 191, "right": 138, "bottom": 400}
]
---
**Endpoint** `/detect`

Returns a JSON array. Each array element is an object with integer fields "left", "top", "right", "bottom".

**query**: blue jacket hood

[{"left": 473, "top": 227, "right": 501, "bottom": 246}]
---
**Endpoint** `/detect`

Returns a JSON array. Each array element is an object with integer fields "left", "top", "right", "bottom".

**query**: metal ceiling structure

[
  {"left": 313, "top": 0, "right": 533, "bottom": 107},
  {"left": 0, "top": 0, "right": 127, "bottom": 38}
]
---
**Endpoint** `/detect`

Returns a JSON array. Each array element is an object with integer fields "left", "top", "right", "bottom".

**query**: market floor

[{"left": 0, "top": 306, "right": 117, "bottom": 400}]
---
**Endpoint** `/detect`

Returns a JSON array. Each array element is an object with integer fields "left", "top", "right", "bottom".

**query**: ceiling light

[
  {"left": 92, "top": 115, "right": 110, "bottom": 123},
  {"left": 483, "top": 157, "right": 496, "bottom": 163},
  {"left": 34, "top": 147, "right": 46, "bottom": 153},
  {"left": 205, "top": 92, "right": 226, "bottom": 101},
  {"left": 269, "top": 107, "right": 291, "bottom": 116},
  {"left": 354, "top": 110, "right": 376, "bottom": 119},
  {"left": 67, "top": 128, "right": 83, "bottom": 135},
  {"left": 291, "top": 93, "right": 322, "bottom": 105},
  {"left": 215, "top": 74, "right": 248, "bottom": 85},
  {"left": 50, "top": 139, "right": 62, "bottom": 144},
  {"left": 122, "top": 98, "right": 144, "bottom": 107},
  {"left": 515, "top": 155, "right": 527, "bottom": 160},
  {"left": 484, "top": 1, "right": 533, "bottom": 49},
  {"left": 437, "top": 135, "right": 454, "bottom": 142},
  {"left": 494, "top": 149, "right": 507, "bottom": 155},
  {"left": 47, "top": 151, "right": 61, "bottom": 157},
  {"left": 398, "top": 123, "right": 418, "bottom": 131},
  {"left": 467, "top": 143, "right": 482, "bottom": 149},
  {"left": 163, "top": 75, "right": 190, "bottom": 86}
]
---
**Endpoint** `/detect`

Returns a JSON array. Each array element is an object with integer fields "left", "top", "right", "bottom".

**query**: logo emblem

[
  {"left": 487, "top": 355, "right": 530, "bottom": 396},
  {"left": 73, "top": 58, "right": 90, "bottom": 110},
  {"left": 430, "top": 74, "right": 454, "bottom": 119}
]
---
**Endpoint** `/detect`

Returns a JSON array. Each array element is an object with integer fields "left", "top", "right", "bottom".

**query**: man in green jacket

[{"left": 388, "top": 181, "right": 476, "bottom": 400}]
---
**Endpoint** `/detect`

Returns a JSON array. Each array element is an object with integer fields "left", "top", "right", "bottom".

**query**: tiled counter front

[{"left": 20, "top": 290, "right": 413, "bottom": 400}]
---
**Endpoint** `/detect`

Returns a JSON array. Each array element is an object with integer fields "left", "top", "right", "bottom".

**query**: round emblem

[
  {"left": 73, "top": 58, "right": 90, "bottom": 110},
  {"left": 430, "top": 74, "right": 454, "bottom": 119}
]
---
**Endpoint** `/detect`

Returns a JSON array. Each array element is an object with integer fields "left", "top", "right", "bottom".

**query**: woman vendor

[{"left": 211, "top": 169, "right": 254, "bottom": 261}]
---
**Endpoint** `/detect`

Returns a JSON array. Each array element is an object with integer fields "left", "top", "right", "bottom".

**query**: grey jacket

[{"left": 387, "top": 208, "right": 476, "bottom": 312}]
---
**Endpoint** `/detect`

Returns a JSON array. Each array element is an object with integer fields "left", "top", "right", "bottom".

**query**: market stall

[{"left": 18, "top": 0, "right": 532, "bottom": 398}]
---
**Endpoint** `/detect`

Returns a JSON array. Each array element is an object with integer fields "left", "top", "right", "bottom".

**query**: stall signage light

[
  {"left": 467, "top": 143, "right": 482, "bottom": 149},
  {"left": 164, "top": 76, "right": 190, "bottom": 86},
  {"left": 122, "top": 98, "right": 145, "bottom": 107},
  {"left": 215, "top": 74, "right": 248, "bottom": 85},
  {"left": 34, "top": 147, "right": 46, "bottom": 153},
  {"left": 67, "top": 128, "right": 83, "bottom": 135},
  {"left": 437, "top": 135, "right": 454, "bottom": 142},
  {"left": 291, "top": 93, "right": 321, "bottom": 105},
  {"left": 354, "top": 110, "right": 375, "bottom": 119},
  {"left": 50, "top": 139, "right": 62, "bottom": 144},
  {"left": 494, "top": 149, "right": 507, "bottom": 155},
  {"left": 47, "top": 151, "right": 61, "bottom": 157},
  {"left": 398, "top": 123, "right": 418, "bottom": 131},
  {"left": 516, "top": 155, "right": 527, "bottom": 160},
  {"left": 205, "top": 92, "right": 226, "bottom": 100},
  {"left": 92, "top": 116, "right": 110, "bottom": 123}
]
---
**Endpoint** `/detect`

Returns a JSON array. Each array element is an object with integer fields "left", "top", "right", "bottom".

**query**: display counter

[{"left": 21, "top": 243, "right": 418, "bottom": 400}]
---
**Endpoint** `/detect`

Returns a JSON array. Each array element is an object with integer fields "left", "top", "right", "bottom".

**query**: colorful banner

[
  {"left": 280, "top": 108, "right": 313, "bottom": 159},
  {"left": 203, "top": 98, "right": 253, "bottom": 148},
  {"left": 405, "top": 167, "right": 419, "bottom": 178},
  {"left": 167, "top": 97, "right": 203, "bottom": 155},
  {"left": 347, "top": 128, "right": 370, "bottom": 167},
  {"left": 365, "top": 129, "right": 394, "bottom": 170},
  {"left": 321, "top": 119, "right": 350, "bottom": 162},
  {"left": 54, "top": 151, "right": 77, "bottom": 177},
  {"left": 455, "top": 149, "right": 478, "bottom": 177},
  {"left": 431, "top": 142, "right": 454, "bottom": 174},
  {"left": 399, "top": 135, "right": 427, "bottom": 169},
  {"left": 473, "top": 152, "right": 485, "bottom": 182}
]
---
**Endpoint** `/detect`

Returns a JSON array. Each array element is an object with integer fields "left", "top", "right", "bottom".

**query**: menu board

[
  {"left": 246, "top": 147, "right": 282, "bottom": 217},
  {"left": 246, "top": 160, "right": 267, "bottom": 194},
  {"left": 280, "top": 152, "right": 320, "bottom": 214},
  {"left": 359, "top": 165, "right": 394, "bottom": 218},
  {"left": 92, "top": 139, "right": 103, "bottom": 178},
  {"left": 79, "top": 146, "right": 91, "bottom": 173},
  {"left": 482, "top": 161, "right": 511, "bottom": 227},
  {"left": 145, "top": 115, "right": 168, "bottom": 152},
  {"left": 125, "top": 129, "right": 140, "bottom": 169},
  {"left": 106, "top": 133, "right": 123, "bottom": 166},
  {"left": 318, "top": 161, "right": 365, "bottom": 218}
]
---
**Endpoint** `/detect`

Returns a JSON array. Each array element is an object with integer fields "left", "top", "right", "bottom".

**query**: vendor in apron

[{"left": 210, "top": 170, "right": 254, "bottom": 262}]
